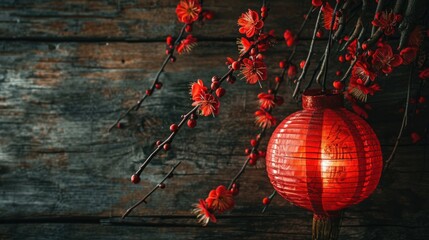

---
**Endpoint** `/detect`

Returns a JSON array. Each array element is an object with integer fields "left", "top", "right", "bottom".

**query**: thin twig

[
  {"left": 134, "top": 39, "right": 260, "bottom": 176},
  {"left": 304, "top": 54, "right": 325, "bottom": 91},
  {"left": 292, "top": 7, "right": 323, "bottom": 98},
  {"left": 333, "top": 0, "right": 350, "bottom": 40},
  {"left": 261, "top": 190, "right": 277, "bottom": 213},
  {"left": 320, "top": 1, "right": 340, "bottom": 92},
  {"left": 371, "top": 0, "right": 385, "bottom": 35},
  {"left": 340, "top": 56, "right": 358, "bottom": 83},
  {"left": 340, "top": 17, "right": 362, "bottom": 52},
  {"left": 122, "top": 161, "right": 182, "bottom": 219},
  {"left": 383, "top": 64, "right": 414, "bottom": 172},
  {"left": 108, "top": 24, "right": 187, "bottom": 132}
]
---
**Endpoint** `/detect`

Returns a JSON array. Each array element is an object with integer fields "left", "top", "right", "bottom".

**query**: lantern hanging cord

[
  {"left": 383, "top": 63, "right": 414, "bottom": 173},
  {"left": 321, "top": 1, "right": 340, "bottom": 93}
]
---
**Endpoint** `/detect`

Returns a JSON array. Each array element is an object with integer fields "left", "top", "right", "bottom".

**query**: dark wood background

[{"left": 0, "top": 0, "right": 428, "bottom": 239}]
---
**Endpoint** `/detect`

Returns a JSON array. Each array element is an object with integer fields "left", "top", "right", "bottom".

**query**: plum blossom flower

[
  {"left": 176, "top": 35, "right": 197, "bottom": 54},
  {"left": 312, "top": 0, "right": 323, "bottom": 7},
  {"left": 237, "top": 37, "right": 253, "bottom": 55},
  {"left": 205, "top": 185, "right": 234, "bottom": 213},
  {"left": 238, "top": 9, "right": 264, "bottom": 38},
  {"left": 192, "top": 199, "right": 216, "bottom": 226},
  {"left": 348, "top": 76, "right": 381, "bottom": 102},
  {"left": 352, "top": 58, "right": 377, "bottom": 83},
  {"left": 255, "top": 108, "right": 277, "bottom": 128},
  {"left": 258, "top": 29, "right": 276, "bottom": 52},
  {"left": 190, "top": 79, "right": 207, "bottom": 101},
  {"left": 419, "top": 68, "right": 429, "bottom": 80},
  {"left": 258, "top": 92, "right": 275, "bottom": 110},
  {"left": 240, "top": 57, "right": 267, "bottom": 85},
  {"left": 176, "top": 0, "right": 202, "bottom": 24},
  {"left": 371, "top": 43, "right": 403, "bottom": 74},
  {"left": 192, "top": 93, "right": 220, "bottom": 116},
  {"left": 371, "top": 11, "right": 402, "bottom": 36},
  {"left": 400, "top": 47, "right": 418, "bottom": 65},
  {"left": 322, "top": 2, "right": 339, "bottom": 31},
  {"left": 190, "top": 80, "right": 220, "bottom": 116}
]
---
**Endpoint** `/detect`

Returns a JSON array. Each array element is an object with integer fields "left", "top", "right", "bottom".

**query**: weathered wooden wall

[{"left": 0, "top": 0, "right": 428, "bottom": 239}]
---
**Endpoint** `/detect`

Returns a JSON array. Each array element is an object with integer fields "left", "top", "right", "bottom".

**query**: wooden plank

[
  {"left": 0, "top": 214, "right": 428, "bottom": 240},
  {"left": 0, "top": 0, "right": 313, "bottom": 40}
]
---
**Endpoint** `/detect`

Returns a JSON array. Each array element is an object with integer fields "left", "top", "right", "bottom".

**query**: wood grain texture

[
  {"left": 0, "top": 0, "right": 313, "bottom": 40},
  {"left": 0, "top": 0, "right": 428, "bottom": 239}
]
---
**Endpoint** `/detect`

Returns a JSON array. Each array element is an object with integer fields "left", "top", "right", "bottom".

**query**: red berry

[
  {"left": 170, "top": 56, "right": 176, "bottom": 63},
  {"left": 166, "top": 49, "right": 172, "bottom": 55},
  {"left": 146, "top": 89, "right": 152, "bottom": 96},
  {"left": 187, "top": 119, "right": 197, "bottom": 128},
  {"left": 362, "top": 43, "right": 368, "bottom": 50},
  {"left": 418, "top": 96, "right": 426, "bottom": 104},
  {"left": 232, "top": 61, "right": 241, "bottom": 70},
  {"left": 287, "top": 65, "right": 297, "bottom": 78},
  {"left": 170, "top": 124, "right": 178, "bottom": 132},
  {"left": 166, "top": 35, "right": 173, "bottom": 45},
  {"left": 335, "top": 70, "right": 342, "bottom": 76},
  {"left": 230, "top": 183, "right": 240, "bottom": 196},
  {"left": 250, "top": 48, "right": 257, "bottom": 56},
  {"left": 345, "top": 54, "right": 352, "bottom": 61},
  {"left": 211, "top": 81, "right": 219, "bottom": 90},
  {"left": 299, "top": 60, "right": 306, "bottom": 69},
  {"left": 267, "top": 89, "right": 273, "bottom": 94},
  {"left": 155, "top": 82, "right": 163, "bottom": 89},
  {"left": 212, "top": 76, "right": 220, "bottom": 82},
  {"left": 244, "top": 148, "right": 251, "bottom": 155},
  {"left": 163, "top": 143, "right": 171, "bottom": 151},
  {"left": 258, "top": 150, "right": 266, "bottom": 158},
  {"left": 333, "top": 81, "right": 345, "bottom": 90},
  {"left": 216, "top": 87, "right": 225, "bottom": 98},
  {"left": 338, "top": 55, "right": 345, "bottom": 63},
  {"left": 227, "top": 75, "right": 236, "bottom": 84},
  {"left": 250, "top": 139, "right": 257, "bottom": 147},
  {"left": 275, "top": 76, "right": 281, "bottom": 83},
  {"left": 262, "top": 197, "right": 270, "bottom": 205},
  {"left": 203, "top": 10, "right": 214, "bottom": 20},
  {"left": 248, "top": 158, "right": 256, "bottom": 166},
  {"left": 131, "top": 174, "right": 140, "bottom": 184},
  {"left": 156, "top": 140, "right": 162, "bottom": 146},
  {"left": 158, "top": 183, "right": 166, "bottom": 189},
  {"left": 185, "top": 24, "right": 192, "bottom": 33},
  {"left": 117, "top": 122, "right": 123, "bottom": 129},
  {"left": 411, "top": 132, "right": 421, "bottom": 143},
  {"left": 250, "top": 152, "right": 259, "bottom": 161},
  {"left": 279, "top": 61, "right": 286, "bottom": 69},
  {"left": 316, "top": 30, "right": 323, "bottom": 38}
]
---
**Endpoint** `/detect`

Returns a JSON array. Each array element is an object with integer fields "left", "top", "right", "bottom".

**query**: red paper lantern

[{"left": 266, "top": 90, "right": 382, "bottom": 216}]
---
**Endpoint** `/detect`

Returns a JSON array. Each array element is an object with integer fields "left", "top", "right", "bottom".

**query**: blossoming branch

[
  {"left": 192, "top": 6, "right": 317, "bottom": 226},
  {"left": 109, "top": 0, "right": 213, "bottom": 132},
  {"left": 122, "top": 1, "right": 276, "bottom": 218}
]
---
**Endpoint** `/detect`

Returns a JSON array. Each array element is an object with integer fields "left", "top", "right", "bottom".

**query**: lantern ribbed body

[{"left": 266, "top": 90, "right": 382, "bottom": 216}]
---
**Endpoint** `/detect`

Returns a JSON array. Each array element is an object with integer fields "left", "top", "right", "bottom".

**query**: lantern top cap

[{"left": 302, "top": 89, "right": 343, "bottom": 110}]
